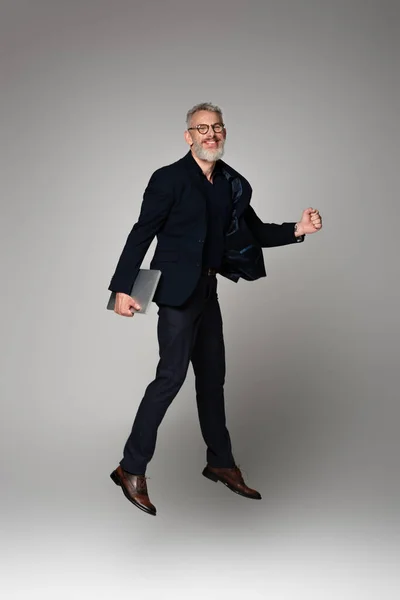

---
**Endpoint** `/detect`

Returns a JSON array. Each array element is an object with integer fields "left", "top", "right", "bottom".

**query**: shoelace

[
  {"left": 136, "top": 475, "right": 150, "bottom": 493},
  {"left": 234, "top": 465, "right": 247, "bottom": 484}
]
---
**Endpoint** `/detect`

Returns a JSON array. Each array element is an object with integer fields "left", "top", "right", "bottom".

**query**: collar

[{"left": 183, "top": 150, "right": 223, "bottom": 179}]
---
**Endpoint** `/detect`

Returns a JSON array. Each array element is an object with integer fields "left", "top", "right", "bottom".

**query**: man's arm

[
  {"left": 244, "top": 205, "right": 304, "bottom": 247},
  {"left": 108, "top": 169, "right": 174, "bottom": 295}
]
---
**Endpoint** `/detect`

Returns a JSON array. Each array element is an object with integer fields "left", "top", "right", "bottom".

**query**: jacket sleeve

[
  {"left": 244, "top": 205, "right": 304, "bottom": 248},
  {"left": 108, "top": 169, "right": 174, "bottom": 294}
]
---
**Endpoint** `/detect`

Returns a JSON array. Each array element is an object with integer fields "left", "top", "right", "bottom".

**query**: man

[{"left": 108, "top": 102, "right": 322, "bottom": 516}]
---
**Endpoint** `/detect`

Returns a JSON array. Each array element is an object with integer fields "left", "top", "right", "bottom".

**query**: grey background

[{"left": 1, "top": 0, "right": 399, "bottom": 598}]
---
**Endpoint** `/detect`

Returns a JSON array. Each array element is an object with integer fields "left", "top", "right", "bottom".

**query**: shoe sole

[
  {"left": 202, "top": 467, "right": 261, "bottom": 500},
  {"left": 110, "top": 471, "right": 156, "bottom": 516}
]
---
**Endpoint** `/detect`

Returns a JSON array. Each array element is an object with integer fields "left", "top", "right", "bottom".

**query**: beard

[{"left": 192, "top": 138, "right": 225, "bottom": 162}]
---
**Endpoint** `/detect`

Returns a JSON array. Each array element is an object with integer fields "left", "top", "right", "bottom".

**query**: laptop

[{"left": 107, "top": 269, "right": 161, "bottom": 314}]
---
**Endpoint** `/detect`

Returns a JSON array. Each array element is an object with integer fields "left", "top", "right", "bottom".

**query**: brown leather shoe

[
  {"left": 110, "top": 465, "right": 156, "bottom": 516},
  {"left": 202, "top": 465, "right": 262, "bottom": 499}
]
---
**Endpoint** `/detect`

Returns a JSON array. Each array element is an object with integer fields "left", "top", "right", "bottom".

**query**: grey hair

[{"left": 186, "top": 102, "right": 224, "bottom": 128}]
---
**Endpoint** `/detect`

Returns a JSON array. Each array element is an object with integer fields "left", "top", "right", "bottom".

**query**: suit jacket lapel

[
  {"left": 220, "top": 164, "right": 251, "bottom": 238},
  {"left": 181, "top": 151, "right": 209, "bottom": 213}
]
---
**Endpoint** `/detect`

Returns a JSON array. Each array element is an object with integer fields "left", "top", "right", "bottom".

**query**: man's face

[{"left": 185, "top": 110, "right": 226, "bottom": 162}]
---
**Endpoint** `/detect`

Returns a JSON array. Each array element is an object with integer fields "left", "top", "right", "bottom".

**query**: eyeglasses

[{"left": 188, "top": 123, "right": 225, "bottom": 135}]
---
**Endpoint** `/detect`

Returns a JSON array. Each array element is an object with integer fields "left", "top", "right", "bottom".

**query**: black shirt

[{"left": 190, "top": 157, "right": 232, "bottom": 270}]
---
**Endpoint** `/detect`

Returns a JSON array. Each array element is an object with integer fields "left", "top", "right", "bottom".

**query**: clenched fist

[
  {"left": 114, "top": 292, "right": 141, "bottom": 317},
  {"left": 296, "top": 208, "right": 322, "bottom": 236}
]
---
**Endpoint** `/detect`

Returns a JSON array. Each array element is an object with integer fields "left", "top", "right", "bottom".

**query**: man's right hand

[{"left": 114, "top": 292, "right": 141, "bottom": 317}]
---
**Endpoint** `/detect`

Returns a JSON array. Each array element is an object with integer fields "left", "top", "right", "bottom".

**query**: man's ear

[{"left": 184, "top": 130, "right": 193, "bottom": 147}]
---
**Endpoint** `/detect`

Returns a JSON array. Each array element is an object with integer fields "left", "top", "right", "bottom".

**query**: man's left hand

[{"left": 296, "top": 208, "right": 322, "bottom": 236}]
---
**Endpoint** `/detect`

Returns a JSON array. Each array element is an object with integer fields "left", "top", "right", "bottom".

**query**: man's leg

[
  {"left": 191, "top": 277, "right": 236, "bottom": 468},
  {"left": 191, "top": 278, "right": 262, "bottom": 500},
  {"left": 120, "top": 288, "right": 204, "bottom": 475}
]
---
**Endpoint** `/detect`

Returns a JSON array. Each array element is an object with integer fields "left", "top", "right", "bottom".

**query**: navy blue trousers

[{"left": 120, "top": 274, "right": 235, "bottom": 475}]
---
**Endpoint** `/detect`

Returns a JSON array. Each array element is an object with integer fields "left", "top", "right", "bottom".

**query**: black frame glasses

[{"left": 188, "top": 123, "right": 225, "bottom": 135}]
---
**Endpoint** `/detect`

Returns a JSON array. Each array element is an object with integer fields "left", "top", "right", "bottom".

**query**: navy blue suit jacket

[{"left": 108, "top": 152, "right": 303, "bottom": 306}]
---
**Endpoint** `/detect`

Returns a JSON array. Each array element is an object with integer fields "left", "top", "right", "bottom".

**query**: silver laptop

[{"left": 107, "top": 269, "right": 161, "bottom": 314}]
